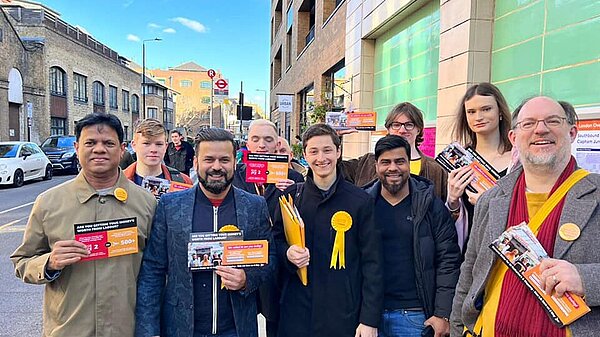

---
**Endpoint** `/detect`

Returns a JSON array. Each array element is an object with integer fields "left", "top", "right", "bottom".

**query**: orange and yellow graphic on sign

[
  {"left": 74, "top": 217, "right": 138, "bottom": 261},
  {"left": 245, "top": 153, "right": 289, "bottom": 184},
  {"left": 346, "top": 112, "right": 377, "bottom": 131}
]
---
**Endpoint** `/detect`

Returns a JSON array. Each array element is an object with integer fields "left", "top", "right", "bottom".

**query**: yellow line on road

[{"left": 0, "top": 216, "right": 28, "bottom": 231}]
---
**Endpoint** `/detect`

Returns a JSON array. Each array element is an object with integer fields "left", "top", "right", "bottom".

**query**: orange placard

[
  {"left": 74, "top": 217, "right": 138, "bottom": 261},
  {"left": 245, "top": 153, "right": 289, "bottom": 184},
  {"left": 346, "top": 112, "right": 377, "bottom": 131},
  {"left": 188, "top": 231, "right": 269, "bottom": 271}
]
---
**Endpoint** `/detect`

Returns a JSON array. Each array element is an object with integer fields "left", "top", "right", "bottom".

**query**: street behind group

[{"left": 9, "top": 82, "right": 600, "bottom": 337}]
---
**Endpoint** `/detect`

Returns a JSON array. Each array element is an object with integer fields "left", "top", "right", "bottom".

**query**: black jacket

[
  {"left": 232, "top": 163, "right": 304, "bottom": 323},
  {"left": 364, "top": 175, "right": 461, "bottom": 319},
  {"left": 273, "top": 169, "right": 383, "bottom": 337},
  {"left": 164, "top": 141, "right": 195, "bottom": 175}
]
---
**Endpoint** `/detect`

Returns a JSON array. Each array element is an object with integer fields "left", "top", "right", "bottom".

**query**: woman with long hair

[{"left": 447, "top": 83, "right": 514, "bottom": 249}]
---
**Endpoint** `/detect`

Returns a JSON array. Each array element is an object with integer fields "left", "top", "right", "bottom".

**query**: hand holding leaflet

[{"left": 279, "top": 195, "right": 308, "bottom": 286}]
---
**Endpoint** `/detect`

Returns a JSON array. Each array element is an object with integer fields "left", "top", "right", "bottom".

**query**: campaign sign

[
  {"left": 346, "top": 112, "right": 377, "bottom": 131},
  {"left": 245, "top": 153, "right": 289, "bottom": 184},
  {"left": 188, "top": 231, "right": 268, "bottom": 271},
  {"left": 74, "top": 217, "right": 138, "bottom": 261}
]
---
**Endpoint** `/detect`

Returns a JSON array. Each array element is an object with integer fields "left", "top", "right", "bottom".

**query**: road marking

[
  {"left": 0, "top": 216, "right": 28, "bottom": 231},
  {"left": 0, "top": 202, "right": 35, "bottom": 215}
]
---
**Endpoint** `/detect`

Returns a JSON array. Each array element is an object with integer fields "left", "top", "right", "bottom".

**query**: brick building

[
  {"left": 0, "top": 7, "right": 44, "bottom": 141},
  {"left": 142, "top": 74, "right": 177, "bottom": 132},
  {"left": 270, "top": 0, "right": 346, "bottom": 143},
  {"left": 272, "top": 0, "right": 600, "bottom": 159},
  {"left": 150, "top": 62, "right": 226, "bottom": 134},
  {"left": 0, "top": 0, "right": 143, "bottom": 142}
]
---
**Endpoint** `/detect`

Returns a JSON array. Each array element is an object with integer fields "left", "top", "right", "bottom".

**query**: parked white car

[{"left": 0, "top": 142, "right": 53, "bottom": 187}]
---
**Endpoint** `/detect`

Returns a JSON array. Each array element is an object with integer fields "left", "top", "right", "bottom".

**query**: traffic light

[{"left": 237, "top": 105, "right": 253, "bottom": 120}]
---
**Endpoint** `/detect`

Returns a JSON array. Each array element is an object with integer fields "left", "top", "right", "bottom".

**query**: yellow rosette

[{"left": 330, "top": 211, "right": 352, "bottom": 269}]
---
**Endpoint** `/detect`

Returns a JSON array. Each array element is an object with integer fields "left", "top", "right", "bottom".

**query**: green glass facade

[
  {"left": 373, "top": 1, "right": 440, "bottom": 126},
  {"left": 492, "top": 0, "right": 600, "bottom": 109}
]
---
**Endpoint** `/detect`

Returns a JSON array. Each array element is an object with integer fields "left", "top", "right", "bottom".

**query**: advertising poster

[{"left": 572, "top": 119, "right": 600, "bottom": 173}]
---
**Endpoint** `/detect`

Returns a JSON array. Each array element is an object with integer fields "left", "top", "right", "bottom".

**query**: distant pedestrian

[{"left": 164, "top": 129, "right": 195, "bottom": 175}]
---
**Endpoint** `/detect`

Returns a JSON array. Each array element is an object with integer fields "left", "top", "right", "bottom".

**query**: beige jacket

[{"left": 11, "top": 172, "right": 156, "bottom": 337}]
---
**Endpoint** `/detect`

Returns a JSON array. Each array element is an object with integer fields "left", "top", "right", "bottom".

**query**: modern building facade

[
  {"left": 272, "top": 0, "right": 600, "bottom": 158},
  {"left": 0, "top": 0, "right": 145, "bottom": 142}
]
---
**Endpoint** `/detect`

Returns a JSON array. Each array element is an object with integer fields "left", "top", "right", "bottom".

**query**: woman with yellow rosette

[{"left": 272, "top": 124, "right": 384, "bottom": 337}]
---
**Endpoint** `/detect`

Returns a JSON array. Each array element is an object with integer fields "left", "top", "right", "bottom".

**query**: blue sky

[{"left": 41, "top": 0, "right": 271, "bottom": 106}]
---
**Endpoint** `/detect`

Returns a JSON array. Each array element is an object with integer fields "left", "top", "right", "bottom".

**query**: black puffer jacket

[{"left": 364, "top": 175, "right": 461, "bottom": 319}]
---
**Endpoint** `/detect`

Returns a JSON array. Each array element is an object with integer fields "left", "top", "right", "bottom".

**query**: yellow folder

[{"left": 279, "top": 195, "right": 308, "bottom": 286}]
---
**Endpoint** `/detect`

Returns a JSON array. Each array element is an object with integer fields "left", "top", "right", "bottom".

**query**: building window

[
  {"left": 200, "top": 81, "right": 211, "bottom": 89},
  {"left": 298, "top": 0, "right": 315, "bottom": 55},
  {"left": 147, "top": 107, "right": 158, "bottom": 119},
  {"left": 93, "top": 81, "right": 105, "bottom": 105},
  {"left": 131, "top": 94, "right": 140, "bottom": 113},
  {"left": 122, "top": 90, "right": 130, "bottom": 111},
  {"left": 145, "top": 85, "right": 159, "bottom": 95},
  {"left": 300, "top": 84, "right": 314, "bottom": 131},
  {"left": 272, "top": 0, "right": 283, "bottom": 43},
  {"left": 124, "top": 126, "right": 129, "bottom": 141},
  {"left": 50, "top": 117, "right": 67, "bottom": 136},
  {"left": 50, "top": 67, "right": 66, "bottom": 96},
  {"left": 73, "top": 73, "right": 87, "bottom": 102},
  {"left": 201, "top": 96, "right": 211, "bottom": 104},
  {"left": 0, "top": 28, "right": 3, "bottom": 42},
  {"left": 286, "top": 2, "right": 293, "bottom": 31},
  {"left": 273, "top": 47, "right": 282, "bottom": 87},
  {"left": 286, "top": 31, "right": 292, "bottom": 69},
  {"left": 157, "top": 78, "right": 166, "bottom": 84},
  {"left": 180, "top": 80, "right": 192, "bottom": 87},
  {"left": 109, "top": 86, "right": 118, "bottom": 109},
  {"left": 164, "top": 109, "right": 174, "bottom": 125},
  {"left": 325, "top": 62, "right": 346, "bottom": 111}
]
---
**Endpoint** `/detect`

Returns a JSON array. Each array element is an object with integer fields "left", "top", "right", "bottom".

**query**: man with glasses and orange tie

[
  {"left": 451, "top": 97, "right": 600, "bottom": 337},
  {"left": 340, "top": 102, "right": 448, "bottom": 200}
]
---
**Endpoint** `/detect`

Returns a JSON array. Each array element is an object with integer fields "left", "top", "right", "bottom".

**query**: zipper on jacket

[{"left": 212, "top": 206, "right": 218, "bottom": 334}]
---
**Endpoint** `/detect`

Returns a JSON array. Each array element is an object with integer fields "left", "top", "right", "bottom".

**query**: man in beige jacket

[{"left": 11, "top": 113, "right": 156, "bottom": 337}]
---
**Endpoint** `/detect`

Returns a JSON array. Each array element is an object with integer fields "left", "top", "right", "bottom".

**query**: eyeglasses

[
  {"left": 389, "top": 122, "right": 416, "bottom": 131},
  {"left": 513, "top": 116, "right": 568, "bottom": 131}
]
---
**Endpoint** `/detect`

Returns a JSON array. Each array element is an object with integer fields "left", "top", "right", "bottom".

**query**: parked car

[
  {"left": 40, "top": 135, "right": 79, "bottom": 173},
  {"left": 0, "top": 142, "right": 53, "bottom": 187}
]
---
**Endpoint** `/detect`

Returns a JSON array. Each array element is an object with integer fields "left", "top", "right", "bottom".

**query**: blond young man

[{"left": 124, "top": 119, "right": 192, "bottom": 187}]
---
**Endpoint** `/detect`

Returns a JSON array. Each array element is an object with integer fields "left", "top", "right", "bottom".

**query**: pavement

[{"left": 0, "top": 173, "right": 74, "bottom": 337}]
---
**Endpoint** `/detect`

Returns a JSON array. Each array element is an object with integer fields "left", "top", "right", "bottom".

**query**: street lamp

[
  {"left": 142, "top": 38, "right": 162, "bottom": 119},
  {"left": 256, "top": 89, "right": 268, "bottom": 120}
]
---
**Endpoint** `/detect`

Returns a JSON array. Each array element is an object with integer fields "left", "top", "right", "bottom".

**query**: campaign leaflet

[
  {"left": 188, "top": 231, "right": 269, "bottom": 271},
  {"left": 326, "top": 111, "right": 377, "bottom": 131},
  {"left": 435, "top": 142, "right": 500, "bottom": 193},
  {"left": 245, "top": 153, "right": 289, "bottom": 184},
  {"left": 490, "top": 223, "right": 590, "bottom": 327},
  {"left": 74, "top": 217, "right": 138, "bottom": 261},
  {"left": 142, "top": 176, "right": 192, "bottom": 199}
]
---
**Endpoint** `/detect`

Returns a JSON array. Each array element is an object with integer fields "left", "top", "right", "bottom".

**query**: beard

[
  {"left": 380, "top": 174, "right": 407, "bottom": 196},
  {"left": 522, "top": 137, "right": 571, "bottom": 170},
  {"left": 199, "top": 169, "right": 233, "bottom": 195}
]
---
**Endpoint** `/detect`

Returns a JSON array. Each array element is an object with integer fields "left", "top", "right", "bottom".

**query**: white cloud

[
  {"left": 127, "top": 34, "right": 140, "bottom": 42},
  {"left": 163, "top": 27, "right": 176, "bottom": 34},
  {"left": 148, "top": 23, "right": 162, "bottom": 29},
  {"left": 170, "top": 17, "right": 207, "bottom": 33},
  {"left": 123, "top": 0, "right": 134, "bottom": 8}
]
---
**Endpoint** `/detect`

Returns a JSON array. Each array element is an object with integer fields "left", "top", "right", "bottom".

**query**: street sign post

[
  {"left": 207, "top": 69, "right": 216, "bottom": 79},
  {"left": 208, "top": 69, "right": 216, "bottom": 126}
]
